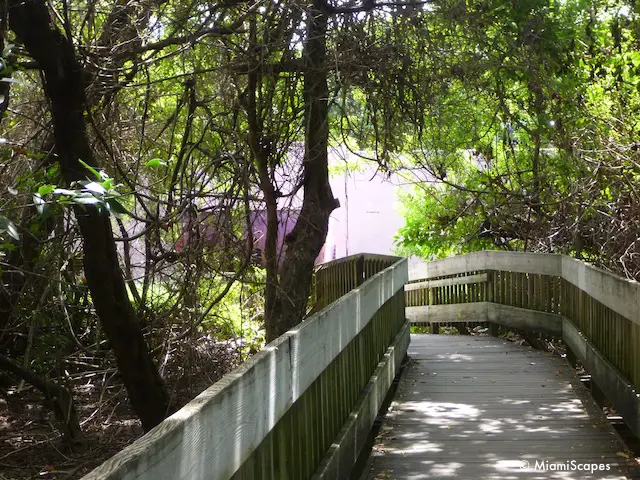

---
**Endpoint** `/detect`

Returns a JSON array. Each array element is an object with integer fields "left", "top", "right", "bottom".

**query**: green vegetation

[
  {"left": 393, "top": 0, "right": 640, "bottom": 279},
  {"left": 0, "top": 0, "right": 638, "bottom": 476}
]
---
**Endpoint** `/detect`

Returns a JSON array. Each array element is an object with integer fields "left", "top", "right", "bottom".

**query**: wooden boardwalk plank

[{"left": 365, "top": 335, "right": 639, "bottom": 479}]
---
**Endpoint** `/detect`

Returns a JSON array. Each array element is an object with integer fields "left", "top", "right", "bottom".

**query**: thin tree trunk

[
  {"left": 1, "top": 0, "right": 148, "bottom": 334},
  {"left": 266, "top": 0, "right": 338, "bottom": 341},
  {"left": 245, "top": 19, "right": 281, "bottom": 339},
  {"left": 8, "top": 0, "right": 170, "bottom": 431}
]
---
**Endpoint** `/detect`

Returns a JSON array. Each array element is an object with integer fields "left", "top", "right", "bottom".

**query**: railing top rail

[
  {"left": 316, "top": 253, "right": 401, "bottom": 271},
  {"left": 561, "top": 255, "right": 640, "bottom": 326},
  {"left": 362, "top": 253, "right": 404, "bottom": 263},
  {"left": 315, "top": 253, "right": 365, "bottom": 270},
  {"left": 409, "top": 251, "right": 561, "bottom": 280},
  {"left": 410, "top": 250, "right": 640, "bottom": 326}
]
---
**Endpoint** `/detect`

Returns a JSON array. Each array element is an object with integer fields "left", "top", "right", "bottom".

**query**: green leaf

[
  {"left": 101, "top": 178, "right": 114, "bottom": 190},
  {"left": 0, "top": 215, "right": 19, "bottom": 240},
  {"left": 83, "top": 181, "right": 106, "bottom": 195},
  {"left": 33, "top": 193, "right": 46, "bottom": 215},
  {"left": 53, "top": 188, "right": 76, "bottom": 196},
  {"left": 72, "top": 195, "right": 100, "bottom": 205},
  {"left": 78, "top": 159, "right": 101, "bottom": 180},
  {"left": 106, "top": 198, "right": 129, "bottom": 217},
  {"left": 38, "top": 184, "right": 57, "bottom": 196},
  {"left": 146, "top": 158, "right": 165, "bottom": 168},
  {"left": 2, "top": 44, "right": 14, "bottom": 57}
]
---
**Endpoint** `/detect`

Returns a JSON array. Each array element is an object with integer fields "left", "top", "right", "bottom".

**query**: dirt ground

[{"left": 0, "top": 337, "right": 242, "bottom": 480}]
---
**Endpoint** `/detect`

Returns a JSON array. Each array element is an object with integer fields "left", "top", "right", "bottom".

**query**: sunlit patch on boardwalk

[{"left": 366, "top": 335, "right": 638, "bottom": 480}]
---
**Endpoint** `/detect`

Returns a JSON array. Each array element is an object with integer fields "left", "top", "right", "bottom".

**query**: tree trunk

[
  {"left": 244, "top": 17, "right": 281, "bottom": 340},
  {"left": 265, "top": 0, "right": 338, "bottom": 341},
  {"left": 8, "top": 0, "right": 170, "bottom": 431}
]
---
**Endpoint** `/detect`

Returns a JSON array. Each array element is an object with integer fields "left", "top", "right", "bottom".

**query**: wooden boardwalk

[{"left": 366, "top": 335, "right": 639, "bottom": 479}]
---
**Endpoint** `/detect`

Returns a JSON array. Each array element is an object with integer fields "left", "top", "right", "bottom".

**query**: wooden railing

[
  {"left": 405, "top": 270, "right": 490, "bottom": 332},
  {"left": 313, "top": 253, "right": 401, "bottom": 310},
  {"left": 82, "top": 254, "right": 408, "bottom": 480},
  {"left": 407, "top": 251, "right": 640, "bottom": 437}
]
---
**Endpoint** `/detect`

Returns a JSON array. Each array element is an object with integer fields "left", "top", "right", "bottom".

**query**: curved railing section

[
  {"left": 407, "top": 251, "right": 640, "bottom": 438},
  {"left": 81, "top": 254, "right": 408, "bottom": 480}
]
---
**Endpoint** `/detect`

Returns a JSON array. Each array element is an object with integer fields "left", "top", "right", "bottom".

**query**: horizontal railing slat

[{"left": 404, "top": 273, "right": 488, "bottom": 291}]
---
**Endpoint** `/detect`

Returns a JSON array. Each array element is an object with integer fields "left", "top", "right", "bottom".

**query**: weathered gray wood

[
  {"left": 488, "top": 303, "right": 563, "bottom": 336},
  {"left": 561, "top": 256, "right": 640, "bottom": 326},
  {"left": 409, "top": 251, "right": 561, "bottom": 281},
  {"left": 563, "top": 319, "right": 640, "bottom": 440},
  {"left": 81, "top": 259, "right": 408, "bottom": 480},
  {"left": 406, "top": 302, "right": 489, "bottom": 323},
  {"left": 409, "top": 253, "right": 639, "bottom": 326},
  {"left": 406, "top": 303, "right": 562, "bottom": 337},
  {"left": 366, "top": 335, "right": 635, "bottom": 480},
  {"left": 312, "top": 321, "right": 410, "bottom": 480},
  {"left": 404, "top": 273, "right": 488, "bottom": 291}
]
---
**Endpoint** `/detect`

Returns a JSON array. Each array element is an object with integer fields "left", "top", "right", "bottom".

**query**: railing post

[
  {"left": 487, "top": 270, "right": 499, "bottom": 336},
  {"left": 487, "top": 270, "right": 496, "bottom": 302},
  {"left": 488, "top": 323, "right": 499, "bottom": 337},
  {"left": 356, "top": 254, "right": 365, "bottom": 286},
  {"left": 565, "top": 346, "right": 577, "bottom": 368}
]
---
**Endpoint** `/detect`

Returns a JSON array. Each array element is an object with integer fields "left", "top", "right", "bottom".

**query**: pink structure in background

[
  {"left": 246, "top": 209, "right": 326, "bottom": 265},
  {"left": 174, "top": 150, "right": 410, "bottom": 265},
  {"left": 319, "top": 149, "right": 413, "bottom": 263},
  {"left": 175, "top": 208, "right": 325, "bottom": 266},
  {"left": 323, "top": 168, "right": 408, "bottom": 262}
]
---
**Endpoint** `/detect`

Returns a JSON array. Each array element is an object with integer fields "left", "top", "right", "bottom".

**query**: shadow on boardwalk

[{"left": 366, "top": 335, "right": 640, "bottom": 480}]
